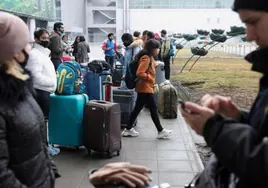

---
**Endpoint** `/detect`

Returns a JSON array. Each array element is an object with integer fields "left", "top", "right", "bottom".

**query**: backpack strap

[
  {"left": 146, "top": 57, "right": 152, "bottom": 72},
  {"left": 131, "top": 48, "right": 134, "bottom": 61}
]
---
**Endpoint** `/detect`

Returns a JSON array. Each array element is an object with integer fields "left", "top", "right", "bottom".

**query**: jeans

[
  {"left": 35, "top": 89, "right": 51, "bottom": 120},
  {"left": 163, "top": 56, "right": 171, "bottom": 80},
  {"left": 51, "top": 58, "right": 62, "bottom": 71},
  {"left": 127, "top": 93, "right": 163, "bottom": 132},
  {"left": 105, "top": 55, "right": 115, "bottom": 69}
]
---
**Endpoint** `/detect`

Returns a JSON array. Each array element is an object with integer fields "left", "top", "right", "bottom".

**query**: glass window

[
  {"left": 55, "top": 0, "right": 61, "bottom": 7},
  {"left": 128, "top": 0, "right": 233, "bottom": 9}
]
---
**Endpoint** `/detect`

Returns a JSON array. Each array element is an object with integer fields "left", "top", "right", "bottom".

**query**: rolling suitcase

[
  {"left": 48, "top": 94, "right": 89, "bottom": 147},
  {"left": 113, "top": 88, "right": 137, "bottom": 127},
  {"left": 83, "top": 69, "right": 111, "bottom": 100},
  {"left": 112, "top": 64, "right": 123, "bottom": 86},
  {"left": 83, "top": 60, "right": 112, "bottom": 100},
  {"left": 83, "top": 100, "right": 121, "bottom": 158}
]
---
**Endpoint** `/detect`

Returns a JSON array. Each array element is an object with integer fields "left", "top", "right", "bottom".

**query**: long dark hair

[
  {"left": 72, "top": 36, "right": 80, "bottom": 46},
  {"left": 136, "top": 39, "right": 160, "bottom": 60}
]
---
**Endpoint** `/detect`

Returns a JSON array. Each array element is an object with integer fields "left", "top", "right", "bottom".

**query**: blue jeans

[{"left": 105, "top": 55, "right": 115, "bottom": 68}]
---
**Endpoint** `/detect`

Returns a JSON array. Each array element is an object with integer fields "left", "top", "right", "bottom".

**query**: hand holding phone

[{"left": 179, "top": 100, "right": 186, "bottom": 110}]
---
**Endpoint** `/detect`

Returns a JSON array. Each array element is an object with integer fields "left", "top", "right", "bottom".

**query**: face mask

[
  {"left": 39, "top": 40, "right": 50, "bottom": 48},
  {"left": 14, "top": 49, "right": 29, "bottom": 68}
]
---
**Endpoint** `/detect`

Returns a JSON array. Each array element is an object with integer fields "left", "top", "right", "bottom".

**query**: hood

[{"left": 245, "top": 47, "right": 268, "bottom": 75}]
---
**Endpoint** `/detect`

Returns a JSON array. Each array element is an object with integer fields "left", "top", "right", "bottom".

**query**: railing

[{"left": 210, "top": 44, "right": 257, "bottom": 57}]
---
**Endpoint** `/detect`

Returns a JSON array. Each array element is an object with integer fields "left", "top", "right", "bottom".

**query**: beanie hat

[
  {"left": 233, "top": 0, "right": 268, "bottom": 12},
  {"left": 0, "top": 11, "right": 30, "bottom": 60}
]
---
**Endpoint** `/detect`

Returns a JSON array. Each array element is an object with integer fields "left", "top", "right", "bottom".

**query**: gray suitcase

[{"left": 113, "top": 88, "right": 137, "bottom": 127}]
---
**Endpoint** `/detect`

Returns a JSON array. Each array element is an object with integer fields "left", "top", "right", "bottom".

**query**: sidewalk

[{"left": 53, "top": 109, "right": 204, "bottom": 188}]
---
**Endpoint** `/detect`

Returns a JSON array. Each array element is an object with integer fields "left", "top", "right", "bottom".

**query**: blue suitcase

[
  {"left": 48, "top": 94, "right": 89, "bottom": 147},
  {"left": 83, "top": 69, "right": 111, "bottom": 100}
]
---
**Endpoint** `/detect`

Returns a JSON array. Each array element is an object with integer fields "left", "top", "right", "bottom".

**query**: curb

[{"left": 178, "top": 111, "right": 205, "bottom": 171}]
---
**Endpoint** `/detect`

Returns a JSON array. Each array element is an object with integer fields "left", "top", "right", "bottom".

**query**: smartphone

[{"left": 179, "top": 100, "right": 185, "bottom": 110}]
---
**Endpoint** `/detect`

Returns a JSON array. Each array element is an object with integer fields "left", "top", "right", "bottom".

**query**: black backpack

[{"left": 125, "top": 56, "right": 152, "bottom": 89}]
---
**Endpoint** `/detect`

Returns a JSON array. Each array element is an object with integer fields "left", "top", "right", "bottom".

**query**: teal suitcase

[{"left": 48, "top": 94, "right": 89, "bottom": 147}]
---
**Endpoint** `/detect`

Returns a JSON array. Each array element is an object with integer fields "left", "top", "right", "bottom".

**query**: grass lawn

[{"left": 170, "top": 51, "right": 262, "bottom": 109}]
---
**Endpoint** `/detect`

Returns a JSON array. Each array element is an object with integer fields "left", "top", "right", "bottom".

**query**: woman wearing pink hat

[{"left": 0, "top": 12, "right": 59, "bottom": 187}]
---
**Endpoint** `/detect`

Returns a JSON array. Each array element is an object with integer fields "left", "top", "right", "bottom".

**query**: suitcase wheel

[
  {"left": 107, "top": 152, "right": 113, "bottom": 158},
  {"left": 116, "top": 151, "right": 120, "bottom": 156}
]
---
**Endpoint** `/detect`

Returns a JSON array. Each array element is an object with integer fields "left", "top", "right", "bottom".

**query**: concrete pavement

[{"left": 53, "top": 109, "right": 203, "bottom": 188}]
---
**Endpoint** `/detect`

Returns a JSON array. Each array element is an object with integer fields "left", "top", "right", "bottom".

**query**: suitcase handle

[
  {"left": 100, "top": 72, "right": 112, "bottom": 76},
  {"left": 92, "top": 100, "right": 109, "bottom": 104}
]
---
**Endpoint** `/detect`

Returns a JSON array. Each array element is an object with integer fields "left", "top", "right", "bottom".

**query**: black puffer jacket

[
  {"left": 203, "top": 47, "right": 268, "bottom": 188},
  {"left": 0, "top": 67, "right": 60, "bottom": 187}
]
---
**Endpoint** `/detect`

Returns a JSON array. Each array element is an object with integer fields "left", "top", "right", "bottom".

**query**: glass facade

[
  {"left": 0, "top": 0, "right": 56, "bottom": 20},
  {"left": 117, "top": 0, "right": 234, "bottom": 9}
]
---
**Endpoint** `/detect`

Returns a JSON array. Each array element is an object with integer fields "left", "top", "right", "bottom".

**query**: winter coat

[
  {"left": 0, "top": 67, "right": 60, "bottom": 188},
  {"left": 202, "top": 47, "right": 268, "bottom": 188},
  {"left": 49, "top": 32, "right": 64, "bottom": 60},
  {"left": 26, "top": 43, "right": 57, "bottom": 93},
  {"left": 77, "top": 41, "right": 90, "bottom": 63}
]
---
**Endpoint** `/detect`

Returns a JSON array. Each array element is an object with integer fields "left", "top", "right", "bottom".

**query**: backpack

[
  {"left": 158, "top": 81, "right": 178, "bottom": 119},
  {"left": 56, "top": 61, "right": 85, "bottom": 95},
  {"left": 124, "top": 56, "right": 152, "bottom": 89},
  {"left": 169, "top": 39, "right": 176, "bottom": 57},
  {"left": 161, "top": 38, "right": 175, "bottom": 58}
]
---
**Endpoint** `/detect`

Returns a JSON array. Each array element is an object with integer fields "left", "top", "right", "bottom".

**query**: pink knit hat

[{"left": 0, "top": 11, "right": 30, "bottom": 60}]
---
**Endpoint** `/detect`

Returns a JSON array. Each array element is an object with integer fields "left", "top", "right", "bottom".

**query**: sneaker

[
  {"left": 157, "top": 129, "right": 172, "bottom": 139},
  {"left": 122, "top": 128, "right": 139, "bottom": 137}
]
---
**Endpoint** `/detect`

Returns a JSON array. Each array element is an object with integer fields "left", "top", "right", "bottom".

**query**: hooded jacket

[
  {"left": 203, "top": 47, "right": 268, "bottom": 188},
  {"left": 0, "top": 67, "right": 60, "bottom": 187}
]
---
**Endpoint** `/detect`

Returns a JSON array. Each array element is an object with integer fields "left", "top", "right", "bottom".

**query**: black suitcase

[
  {"left": 112, "top": 64, "right": 123, "bottom": 86},
  {"left": 113, "top": 88, "right": 137, "bottom": 127},
  {"left": 83, "top": 100, "right": 121, "bottom": 158}
]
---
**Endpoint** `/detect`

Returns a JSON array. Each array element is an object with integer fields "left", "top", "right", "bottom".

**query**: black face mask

[
  {"left": 14, "top": 49, "right": 29, "bottom": 68},
  {"left": 39, "top": 40, "right": 50, "bottom": 48}
]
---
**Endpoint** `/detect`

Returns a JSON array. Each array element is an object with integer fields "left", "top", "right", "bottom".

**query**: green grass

[{"left": 171, "top": 57, "right": 261, "bottom": 92}]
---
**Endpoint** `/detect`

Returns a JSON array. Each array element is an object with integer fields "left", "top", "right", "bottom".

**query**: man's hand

[
  {"left": 200, "top": 94, "right": 241, "bottom": 120},
  {"left": 89, "top": 162, "right": 152, "bottom": 187},
  {"left": 181, "top": 102, "right": 215, "bottom": 135}
]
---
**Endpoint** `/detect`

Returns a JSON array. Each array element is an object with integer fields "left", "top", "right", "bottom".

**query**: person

[
  {"left": 125, "top": 31, "right": 144, "bottom": 50},
  {"left": 154, "top": 33, "right": 162, "bottom": 61},
  {"left": 72, "top": 36, "right": 80, "bottom": 61},
  {"left": 120, "top": 33, "right": 142, "bottom": 88},
  {"left": 89, "top": 162, "right": 152, "bottom": 188},
  {"left": 146, "top": 31, "right": 155, "bottom": 41},
  {"left": 154, "top": 33, "right": 161, "bottom": 41},
  {"left": 160, "top": 29, "right": 173, "bottom": 80},
  {"left": 141, "top": 30, "right": 148, "bottom": 47},
  {"left": 122, "top": 39, "right": 172, "bottom": 139},
  {"left": 49, "top": 22, "right": 70, "bottom": 70},
  {"left": 26, "top": 28, "right": 57, "bottom": 121},
  {"left": 102, "top": 33, "right": 117, "bottom": 68},
  {"left": 181, "top": 0, "right": 268, "bottom": 187},
  {"left": 77, "top": 35, "right": 90, "bottom": 64},
  {"left": 0, "top": 11, "right": 59, "bottom": 188},
  {"left": 61, "top": 34, "right": 70, "bottom": 55}
]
